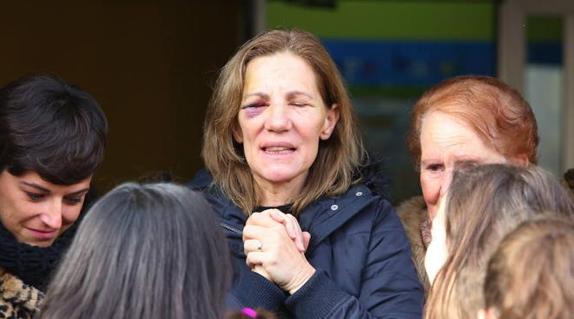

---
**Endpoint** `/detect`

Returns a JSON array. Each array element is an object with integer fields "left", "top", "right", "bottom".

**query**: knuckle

[{"left": 249, "top": 213, "right": 262, "bottom": 222}]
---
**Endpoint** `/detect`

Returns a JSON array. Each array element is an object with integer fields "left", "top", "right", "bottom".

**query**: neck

[{"left": 254, "top": 176, "right": 305, "bottom": 207}]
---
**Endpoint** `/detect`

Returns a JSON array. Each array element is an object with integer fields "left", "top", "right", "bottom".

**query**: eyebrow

[
  {"left": 21, "top": 182, "right": 90, "bottom": 196},
  {"left": 21, "top": 182, "right": 50, "bottom": 193},
  {"left": 286, "top": 91, "right": 313, "bottom": 99},
  {"left": 243, "top": 90, "right": 314, "bottom": 100},
  {"left": 243, "top": 92, "right": 268, "bottom": 100},
  {"left": 66, "top": 189, "right": 90, "bottom": 197}
]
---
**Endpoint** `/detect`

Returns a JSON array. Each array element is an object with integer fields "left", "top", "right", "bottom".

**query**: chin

[
  {"left": 24, "top": 240, "right": 55, "bottom": 248},
  {"left": 262, "top": 174, "right": 297, "bottom": 184},
  {"left": 19, "top": 234, "right": 58, "bottom": 247},
  {"left": 260, "top": 168, "right": 305, "bottom": 183},
  {"left": 257, "top": 164, "right": 304, "bottom": 180}
]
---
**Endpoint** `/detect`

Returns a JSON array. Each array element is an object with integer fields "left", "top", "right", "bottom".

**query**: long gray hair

[{"left": 38, "top": 183, "right": 231, "bottom": 319}]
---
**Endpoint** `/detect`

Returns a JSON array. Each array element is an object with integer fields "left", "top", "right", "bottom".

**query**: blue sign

[{"left": 322, "top": 38, "right": 496, "bottom": 87}]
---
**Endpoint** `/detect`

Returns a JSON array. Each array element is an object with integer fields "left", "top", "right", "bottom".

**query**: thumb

[{"left": 303, "top": 231, "right": 311, "bottom": 251}]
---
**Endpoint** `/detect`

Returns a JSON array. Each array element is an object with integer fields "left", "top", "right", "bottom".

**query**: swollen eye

[
  {"left": 242, "top": 103, "right": 267, "bottom": 118},
  {"left": 241, "top": 102, "right": 267, "bottom": 109}
]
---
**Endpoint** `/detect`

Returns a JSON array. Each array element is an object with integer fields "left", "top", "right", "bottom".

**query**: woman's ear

[
  {"left": 477, "top": 308, "right": 497, "bottom": 319},
  {"left": 233, "top": 126, "right": 243, "bottom": 143},
  {"left": 320, "top": 104, "right": 340, "bottom": 140},
  {"left": 511, "top": 153, "right": 529, "bottom": 167}
]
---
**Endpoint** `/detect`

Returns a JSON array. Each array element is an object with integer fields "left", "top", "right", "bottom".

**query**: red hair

[{"left": 408, "top": 76, "right": 538, "bottom": 165}]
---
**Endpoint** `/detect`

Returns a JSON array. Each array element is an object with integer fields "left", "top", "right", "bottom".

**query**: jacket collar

[
  {"left": 189, "top": 170, "right": 378, "bottom": 253},
  {"left": 298, "top": 184, "right": 376, "bottom": 254}
]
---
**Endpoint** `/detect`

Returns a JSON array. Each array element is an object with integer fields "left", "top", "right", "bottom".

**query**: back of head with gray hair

[{"left": 38, "top": 183, "right": 230, "bottom": 319}]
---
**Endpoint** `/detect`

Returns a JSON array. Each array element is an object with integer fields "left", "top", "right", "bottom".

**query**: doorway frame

[{"left": 499, "top": 0, "right": 574, "bottom": 172}]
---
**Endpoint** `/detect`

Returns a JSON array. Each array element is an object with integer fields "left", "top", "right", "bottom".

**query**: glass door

[{"left": 498, "top": 0, "right": 574, "bottom": 177}]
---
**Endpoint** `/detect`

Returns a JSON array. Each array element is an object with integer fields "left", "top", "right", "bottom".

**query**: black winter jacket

[{"left": 189, "top": 172, "right": 424, "bottom": 318}]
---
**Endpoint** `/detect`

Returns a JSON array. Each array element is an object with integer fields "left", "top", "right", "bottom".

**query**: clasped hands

[{"left": 243, "top": 209, "right": 316, "bottom": 294}]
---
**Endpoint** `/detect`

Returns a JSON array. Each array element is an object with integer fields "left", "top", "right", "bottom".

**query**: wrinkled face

[
  {"left": 419, "top": 111, "right": 507, "bottom": 219},
  {"left": 425, "top": 194, "right": 448, "bottom": 284},
  {"left": 234, "top": 52, "right": 338, "bottom": 200},
  {"left": 0, "top": 170, "right": 92, "bottom": 247}
]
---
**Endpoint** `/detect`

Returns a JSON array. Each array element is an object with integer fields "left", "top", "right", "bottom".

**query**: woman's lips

[
  {"left": 25, "top": 228, "right": 58, "bottom": 240},
  {"left": 260, "top": 142, "right": 297, "bottom": 154},
  {"left": 262, "top": 146, "right": 296, "bottom": 154}
]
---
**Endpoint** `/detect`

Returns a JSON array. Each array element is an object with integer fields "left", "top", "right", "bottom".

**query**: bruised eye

[
  {"left": 241, "top": 101, "right": 267, "bottom": 118},
  {"left": 241, "top": 102, "right": 268, "bottom": 109}
]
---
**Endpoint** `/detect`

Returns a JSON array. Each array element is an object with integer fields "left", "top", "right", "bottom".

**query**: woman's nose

[
  {"left": 439, "top": 169, "right": 454, "bottom": 198},
  {"left": 39, "top": 200, "right": 63, "bottom": 230},
  {"left": 264, "top": 104, "right": 291, "bottom": 132}
]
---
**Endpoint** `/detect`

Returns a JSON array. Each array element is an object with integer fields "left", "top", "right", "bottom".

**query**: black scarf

[
  {"left": 0, "top": 189, "right": 96, "bottom": 291},
  {"left": 0, "top": 217, "right": 79, "bottom": 291},
  {"left": 253, "top": 203, "right": 293, "bottom": 214}
]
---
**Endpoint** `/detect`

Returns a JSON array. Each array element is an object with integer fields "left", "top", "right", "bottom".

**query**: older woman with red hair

[{"left": 397, "top": 76, "right": 539, "bottom": 290}]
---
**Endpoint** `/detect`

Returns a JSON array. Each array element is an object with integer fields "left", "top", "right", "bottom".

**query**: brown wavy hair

[
  {"left": 424, "top": 164, "right": 574, "bottom": 319},
  {"left": 407, "top": 76, "right": 538, "bottom": 167},
  {"left": 201, "top": 29, "right": 365, "bottom": 215},
  {"left": 483, "top": 217, "right": 574, "bottom": 319}
]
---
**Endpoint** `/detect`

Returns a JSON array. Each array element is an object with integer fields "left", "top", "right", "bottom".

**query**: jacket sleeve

[
  {"left": 284, "top": 199, "right": 424, "bottom": 318},
  {"left": 228, "top": 259, "right": 288, "bottom": 312}
]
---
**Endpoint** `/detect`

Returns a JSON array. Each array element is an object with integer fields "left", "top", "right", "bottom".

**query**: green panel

[
  {"left": 526, "top": 16, "right": 563, "bottom": 42},
  {"left": 267, "top": 1, "right": 495, "bottom": 41}
]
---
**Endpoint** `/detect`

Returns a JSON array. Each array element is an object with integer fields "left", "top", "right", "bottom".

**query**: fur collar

[
  {"left": 0, "top": 268, "right": 43, "bottom": 319},
  {"left": 397, "top": 196, "right": 431, "bottom": 292}
]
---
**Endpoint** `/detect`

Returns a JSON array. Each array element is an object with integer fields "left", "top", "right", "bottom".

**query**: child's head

[
  {"left": 481, "top": 217, "right": 574, "bottom": 319},
  {"left": 39, "top": 183, "right": 230, "bottom": 319},
  {"left": 424, "top": 164, "right": 574, "bottom": 319}
]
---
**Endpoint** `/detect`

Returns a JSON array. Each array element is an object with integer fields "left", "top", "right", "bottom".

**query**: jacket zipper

[{"left": 220, "top": 223, "right": 243, "bottom": 236}]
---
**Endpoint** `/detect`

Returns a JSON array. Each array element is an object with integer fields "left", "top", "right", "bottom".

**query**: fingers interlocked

[{"left": 244, "top": 239, "right": 264, "bottom": 253}]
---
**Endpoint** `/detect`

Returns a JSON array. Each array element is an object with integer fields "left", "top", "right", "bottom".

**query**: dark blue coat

[{"left": 189, "top": 172, "right": 424, "bottom": 318}]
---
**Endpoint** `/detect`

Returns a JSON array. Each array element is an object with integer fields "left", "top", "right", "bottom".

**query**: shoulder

[
  {"left": 395, "top": 196, "right": 429, "bottom": 252},
  {"left": 301, "top": 184, "right": 397, "bottom": 246},
  {"left": 186, "top": 169, "right": 248, "bottom": 229},
  {"left": 186, "top": 168, "right": 214, "bottom": 192},
  {"left": 186, "top": 170, "right": 229, "bottom": 208},
  {"left": 337, "top": 182, "right": 391, "bottom": 207},
  {"left": 396, "top": 196, "right": 427, "bottom": 236},
  {"left": 321, "top": 183, "right": 394, "bottom": 220},
  {"left": 186, "top": 169, "right": 230, "bottom": 206},
  {"left": 0, "top": 268, "right": 43, "bottom": 319},
  {"left": 330, "top": 183, "right": 399, "bottom": 230},
  {"left": 396, "top": 196, "right": 431, "bottom": 290}
]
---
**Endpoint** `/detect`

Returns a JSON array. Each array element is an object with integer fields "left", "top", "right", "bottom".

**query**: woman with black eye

[
  {"left": 0, "top": 74, "right": 107, "bottom": 319},
  {"left": 189, "top": 29, "right": 423, "bottom": 318}
]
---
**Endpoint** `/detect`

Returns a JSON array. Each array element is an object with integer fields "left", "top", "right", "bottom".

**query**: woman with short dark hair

[{"left": 0, "top": 74, "right": 107, "bottom": 318}]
